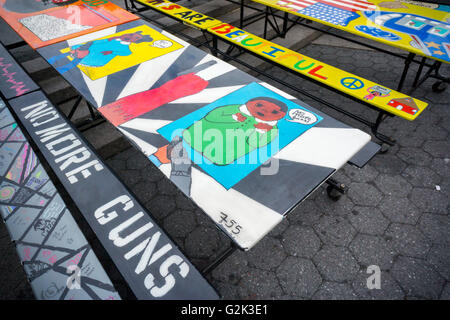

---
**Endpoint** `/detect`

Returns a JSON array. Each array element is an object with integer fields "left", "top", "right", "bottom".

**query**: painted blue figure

[{"left": 47, "top": 31, "right": 153, "bottom": 74}]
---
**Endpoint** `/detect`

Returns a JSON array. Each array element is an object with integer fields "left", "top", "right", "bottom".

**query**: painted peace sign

[{"left": 340, "top": 77, "right": 365, "bottom": 90}]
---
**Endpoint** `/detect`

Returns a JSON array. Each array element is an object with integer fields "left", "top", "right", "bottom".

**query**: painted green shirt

[{"left": 182, "top": 104, "right": 279, "bottom": 165}]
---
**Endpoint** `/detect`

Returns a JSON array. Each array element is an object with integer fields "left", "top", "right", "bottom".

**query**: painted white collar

[{"left": 239, "top": 104, "right": 277, "bottom": 126}]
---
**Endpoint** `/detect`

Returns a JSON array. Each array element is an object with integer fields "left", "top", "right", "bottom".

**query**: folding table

[
  {"left": 37, "top": 19, "right": 373, "bottom": 251},
  {"left": 240, "top": 0, "right": 450, "bottom": 91}
]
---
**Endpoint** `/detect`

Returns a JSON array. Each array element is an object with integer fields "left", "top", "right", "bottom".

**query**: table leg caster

[
  {"left": 379, "top": 143, "right": 390, "bottom": 154},
  {"left": 432, "top": 81, "right": 447, "bottom": 93},
  {"left": 326, "top": 185, "right": 342, "bottom": 201},
  {"left": 326, "top": 178, "right": 348, "bottom": 201}
]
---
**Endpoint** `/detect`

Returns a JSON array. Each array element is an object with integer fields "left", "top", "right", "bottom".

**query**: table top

[
  {"left": 0, "top": 0, "right": 138, "bottom": 49},
  {"left": 252, "top": 0, "right": 450, "bottom": 64},
  {"left": 38, "top": 19, "right": 371, "bottom": 250}
]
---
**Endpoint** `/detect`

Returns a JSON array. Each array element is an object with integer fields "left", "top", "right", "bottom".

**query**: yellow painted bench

[
  {"left": 131, "top": 0, "right": 223, "bottom": 30},
  {"left": 207, "top": 23, "right": 428, "bottom": 122},
  {"left": 125, "top": 0, "right": 429, "bottom": 147}
]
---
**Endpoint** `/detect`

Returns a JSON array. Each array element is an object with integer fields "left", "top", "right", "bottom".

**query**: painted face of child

[
  {"left": 246, "top": 99, "right": 286, "bottom": 121},
  {"left": 119, "top": 33, "right": 144, "bottom": 43}
]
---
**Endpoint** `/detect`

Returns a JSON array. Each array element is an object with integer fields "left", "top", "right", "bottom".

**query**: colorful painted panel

[
  {"left": 0, "top": 98, "right": 120, "bottom": 300},
  {"left": 38, "top": 20, "right": 371, "bottom": 250},
  {"left": 135, "top": 0, "right": 223, "bottom": 30},
  {"left": 8, "top": 90, "right": 219, "bottom": 299},
  {"left": 0, "top": 0, "right": 138, "bottom": 49},
  {"left": 0, "top": 44, "right": 39, "bottom": 99},
  {"left": 51, "top": 24, "right": 184, "bottom": 80},
  {"left": 252, "top": 0, "right": 450, "bottom": 63},
  {"left": 207, "top": 23, "right": 428, "bottom": 121},
  {"left": 158, "top": 82, "right": 323, "bottom": 189}
]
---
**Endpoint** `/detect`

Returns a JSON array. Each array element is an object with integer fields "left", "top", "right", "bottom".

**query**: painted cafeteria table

[
  {"left": 35, "top": 18, "right": 373, "bottom": 250},
  {"left": 244, "top": 0, "right": 450, "bottom": 90},
  {"left": 0, "top": 0, "right": 138, "bottom": 49}
]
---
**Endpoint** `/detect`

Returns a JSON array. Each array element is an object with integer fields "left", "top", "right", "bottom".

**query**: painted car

[{"left": 387, "top": 97, "right": 419, "bottom": 115}]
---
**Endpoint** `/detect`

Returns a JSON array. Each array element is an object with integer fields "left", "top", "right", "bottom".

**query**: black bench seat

[
  {"left": 0, "top": 43, "right": 38, "bottom": 100},
  {"left": 0, "top": 97, "right": 121, "bottom": 300},
  {"left": 6, "top": 90, "right": 219, "bottom": 300}
]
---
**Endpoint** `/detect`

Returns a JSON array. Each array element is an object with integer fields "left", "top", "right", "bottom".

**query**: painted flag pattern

[
  {"left": 276, "top": 0, "right": 377, "bottom": 26},
  {"left": 299, "top": 2, "right": 360, "bottom": 26},
  {"left": 276, "top": 0, "right": 377, "bottom": 12}
]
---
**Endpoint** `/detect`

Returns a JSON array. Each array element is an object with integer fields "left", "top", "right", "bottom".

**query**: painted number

[{"left": 219, "top": 212, "right": 242, "bottom": 235}]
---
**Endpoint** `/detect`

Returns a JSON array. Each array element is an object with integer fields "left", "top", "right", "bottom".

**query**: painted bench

[
  {"left": 0, "top": 97, "right": 121, "bottom": 300},
  {"left": 207, "top": 23, "right": 429, "bottom": 121},
  {"left": 0, "top": 44, "right": 218, "bottom": 300},
  {"left": 126, "top": 0, "right": 429, "bottom": 146},
  {"left": 126, "top": 0, "right": 223, "bottom": 30},
  {"left": 0, "top": 44, "right": 39, "bottom": 100},
  {"left": 5, "top": 90, "right": 219, "bottom": 300},
  {"left": 247, "top": 0, "right": 450, "bottom": 93}
]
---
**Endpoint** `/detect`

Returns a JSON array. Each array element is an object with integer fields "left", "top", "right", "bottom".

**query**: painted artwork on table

[
  {"left": 253, "top": 0, "right": 450, "bottom": 63},
  {"left": 157, "top": 82, "right": 322, "bottom": 189},
  {"left": 274, "top": 0, "right": 375, "bottom": 26},
  {"left": 207, "top": 23, "right": 427, "bottom": 121},
  {"left": 48, "top": 24, "right": 183, "bottom": 80},
  {"left": 0, "top": 99, "right": 120, "bottom": 300},
  {"left": 38, "top": 20, "right": 371, "bottom": 250},
  {"left": 362, "top": 10, "right": 450, "bottom": 62},
  {"left": 0, "top": 0, "right": 138, "bottom": 49}
]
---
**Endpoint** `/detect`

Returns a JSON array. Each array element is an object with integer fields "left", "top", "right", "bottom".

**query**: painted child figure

[
  {"left": 183, "top": 97, "right": 288, "bottom": 166},
  {"left": 47, "top": 31, "right": 153, "bottom": 74}
]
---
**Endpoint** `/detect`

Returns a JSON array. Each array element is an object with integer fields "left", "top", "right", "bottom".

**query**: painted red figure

[{"left": 99, "top": 73, "right": 209, "bottom": 126}]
